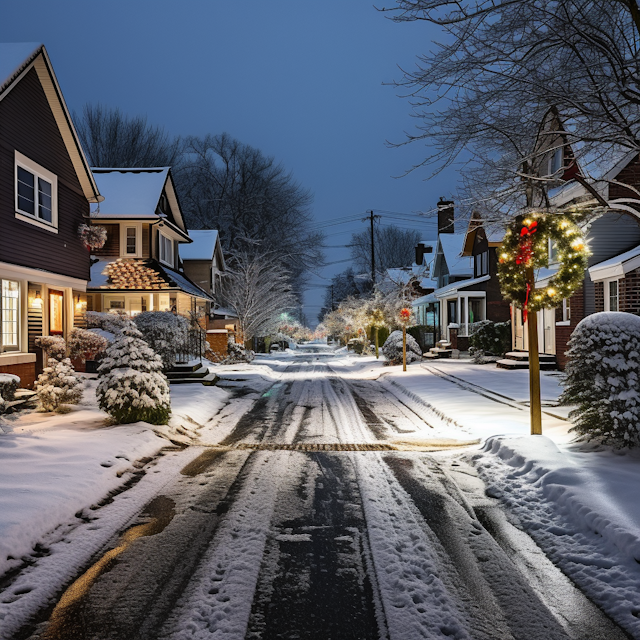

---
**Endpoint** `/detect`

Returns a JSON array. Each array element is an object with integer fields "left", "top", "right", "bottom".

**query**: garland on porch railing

[{"left": 497, "top": 211, "right": 589, "bottom": 321}]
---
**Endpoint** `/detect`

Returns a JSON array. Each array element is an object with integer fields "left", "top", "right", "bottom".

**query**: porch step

[
  {"left": 497, "top": 352, "right": 557, "bottom": 370},
  {"left": 504, "top": 351, "right": 556, "bottom": 363},
  {"left": 167, "top": 366, "right": 218, "bottom": 386},
  {"left": 424, "top": 344, "right": 453, "bottom": 359},
  {"left": 170, "top": 361, "right": 203, "bottom": 374}
]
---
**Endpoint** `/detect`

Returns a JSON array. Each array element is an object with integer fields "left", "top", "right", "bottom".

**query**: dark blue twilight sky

[{"left": 0, "top": 0, "right": 458, "bottom": 323}]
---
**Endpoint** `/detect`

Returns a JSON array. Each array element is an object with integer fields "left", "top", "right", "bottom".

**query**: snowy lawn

[{"left": 0, "top": 375, "right": 229, "bottom": 578}]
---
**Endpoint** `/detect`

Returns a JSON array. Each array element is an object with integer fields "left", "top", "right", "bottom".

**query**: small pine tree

[
  {"left": 96, "top": 321, "right": 171, "bottom": 425},
  {"left": 382, "top": 330, "right": 422, "bottom": 366},
  {"left": 560, "top": 312, "right": 640, "bottom": 447},
  {"left": 35, "top": 358, "right": 83, "bottom": 412}
]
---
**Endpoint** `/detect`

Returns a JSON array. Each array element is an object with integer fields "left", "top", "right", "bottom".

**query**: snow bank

[
  {"left": 474, "top": 436, "right": 640, "bottom": 635},
  {"left": 0, "top": 378, "right": 230, "bottom": 579}
]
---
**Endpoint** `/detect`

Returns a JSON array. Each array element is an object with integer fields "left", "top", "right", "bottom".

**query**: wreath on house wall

[
  {"left": 78, "top": 224, "right": 107, "bottom": 250},
  {"left": 497, "top": 212, "right": 589, "bottom": 321}
]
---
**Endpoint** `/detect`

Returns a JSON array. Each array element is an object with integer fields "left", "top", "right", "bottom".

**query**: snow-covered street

[{"left": 0, "top": 350, "right": 634, "bottom": 639}]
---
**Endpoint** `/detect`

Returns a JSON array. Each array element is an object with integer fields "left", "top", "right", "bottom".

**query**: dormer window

[
  {"left": 159, "top": 233, "right": 173, "bottom": 267},
  {"left": 548, "top": 147, "right": 563, "bottom": 175}
]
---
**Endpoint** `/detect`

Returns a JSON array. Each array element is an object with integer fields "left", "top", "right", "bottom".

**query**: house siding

[
  {"left": 609, "top": 155, "right": 640, "bottom": 200},
  {"left": 93, "top": 224, "right": 120, "bottom": 257},
  {"left": 583, "top": 211, "right": 640, "bottom": 314},
  {"left": 0, "top": 67, "right": 90, "bottom": 281},
  {"left": 555, "top": 287, "right": 584, "bottom": 369}
]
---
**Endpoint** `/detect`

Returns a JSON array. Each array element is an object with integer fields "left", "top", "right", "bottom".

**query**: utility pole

[{"left": 362, "top": 210, "right": 380, "bottom": 287}]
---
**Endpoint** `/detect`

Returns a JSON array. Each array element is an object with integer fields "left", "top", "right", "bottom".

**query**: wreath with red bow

[{"left": 497, "top": 212, "right": 589, "bottom": 321}]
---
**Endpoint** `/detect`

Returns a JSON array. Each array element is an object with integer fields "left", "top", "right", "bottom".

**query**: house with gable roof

[
  {"left": 87, "top": 168, "right": 213, "bottom": 318},
  {"left": 0, "top": 43, "right": 103, "bottom": 385},
  {"left": 508, "top": 111, "right": 640, "bottom": 368}
]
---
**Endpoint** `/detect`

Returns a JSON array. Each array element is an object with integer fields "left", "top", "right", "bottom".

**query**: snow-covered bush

[
  {"left": 469, "top": 320, "right": 511, "bottom": 363},
  {"left": 35, "top": 335, "right": 66, "bottom": 363},
  {"left": 68, "top": 327, "right": 108, "bottom": 361},
  {"left": 97, "top": 322, "right": 171, "bottom": 425},
  {"left": 382, "top": 330, "right": 422, "bottom": 366},
  {"left": 560, "top": 312, "right": 640, "bottom": 447},
  {"left": 222, "top": 340, "right": 255, "bottom": 364},
  {"left": 35, "top": 358, "right": 82, "bottom": 412},
  {"left": 134, "top": 311, "right": 189, "bottom": 370},
  {"left": 86, "top": 311, "right": 128, "bottom": 334},
  {"left": 0, "top": 373, "right": 19, "bottom": 402}
]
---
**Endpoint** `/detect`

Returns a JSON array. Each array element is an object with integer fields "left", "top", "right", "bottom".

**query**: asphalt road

[{"left": 21, "top": 353, "right": 630, "bottom": 640}]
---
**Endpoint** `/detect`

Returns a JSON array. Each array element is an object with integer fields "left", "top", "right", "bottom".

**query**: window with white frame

[
  {"left": 159, "top": 233, "right": 173, "bottom": 267},
  {"left": 605, "top": 279, "right": 619, "bottom": 312},
  {"left": 15, "top": 152, "right": 58, "bottom": 231},
  {"left": 125, "top": 227, "right": 137, "bottom": 255},
  {"left": 1, "top": 280, "right": 19, "bottom": 351},
  {"left": 557, "top": 297, "right": 571, "bottom": 325}
]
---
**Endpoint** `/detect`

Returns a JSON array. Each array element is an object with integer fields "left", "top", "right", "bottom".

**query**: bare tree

[
  {"left": 175, "top": 134, "right": 324, "bottom": 297},
  {"left": 220, "top": 252, "right": 297, "bottom": 342},
  {"left": 350, "top": 225, "right": 421, "bottom": 275},
  {"left": 74, "top": 104, "right": 182, "bottom": 168},
  {"left": 318, "top": 267, "right": 371, "bottom": 321},
  {"left": 383, "top": 0, "right": 640, "bottom": 217}
]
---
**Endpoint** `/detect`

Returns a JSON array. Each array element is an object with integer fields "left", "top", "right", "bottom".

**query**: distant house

[
  {"left": 180, "top": 230, "right": 226, "bottom": 303},
  {"left": 87, "top": 168, "right": 213, "bottom": 318},
  {"left": 0, "top": 43, "right": 102, "bottom": 385}
]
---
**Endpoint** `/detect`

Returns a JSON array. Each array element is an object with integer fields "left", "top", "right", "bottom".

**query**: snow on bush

[
  {"left": 222, "top": 341, "right": 255, "bottom": 364},
  {"left": 35, "top": 358, "right": 83, "bottom": 412},
  {"left": 382, "top": 330, "right": 422, "bottom": 366},
  {"left": 86, "top": 311, "right": 128, "bottom": 334},
  {"left": 133, "top": 311, "right": 189, "bottom": 370},
  {"left": 0, "top": 373, "right": 19, "bottom": 402},
  {"left": 97, "top": 321, "right": 171, "bottom": 425},
  {"left": 67, "top": 327, "right": 108, "bottom": 361},
  {"left": 469, "top": 320, "right": 511, "bottom": 363},
  {"left": 35, "top": 335, "right": 66, "bottom": 363},
  {"left": 560, "top": 311, "right": 640, "bottom": 447}
]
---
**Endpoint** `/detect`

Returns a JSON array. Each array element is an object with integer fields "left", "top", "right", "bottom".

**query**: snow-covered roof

[
  {"left": 212, "top": 306, "right": 238, "bottom": 318},
  {"left": 180, "top": 230, "right": 219, "bottom": 260},
  {"left": 89, "top": 257, "right": 213, "bottom": 300},
  {"left": 439, "top": 233, "right": 473, "bottom": 276},
  {"left": 589, "top": 244, "right": 640, "bottom": 281},
  {"left": 90, "top": 168, "right": 170, "bottom": 218},
  {"left": 548, "top": 144, "right": 639, "bottom": 207},
  {"left": 412, "top": 292, "right": 438, "bottom": 306},
  {"left": 434, "top": 275, "right": 490, "bottom": 299},
  {"left": 0, "top": 42, "right": 42, "bottom": 92}
]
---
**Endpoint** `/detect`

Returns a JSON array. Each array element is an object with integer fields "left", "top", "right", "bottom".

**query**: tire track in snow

[{"left": 158, "top": 451, "right": 290, "bottom": 640}]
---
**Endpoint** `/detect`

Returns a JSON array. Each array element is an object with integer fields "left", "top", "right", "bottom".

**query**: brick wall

[
  {"left": 594, "top": 282, "right": 604, "bottom": 312},
  {"left": 206, "top": 331, "right": 228, "bottom": 359},
  {"left": 555, "top": 287, "right": 585, "bottom": 370},
  {"left": 620, "top": 268, "right": 640, "bottom": 314},
  {"left": 0, "top": 362, "right": 36, "bottom": 389}
]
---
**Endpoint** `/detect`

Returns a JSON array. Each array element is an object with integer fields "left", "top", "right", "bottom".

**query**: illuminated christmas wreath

[{"left": 497, "top": 212, "right": 589, "bottom": 320}]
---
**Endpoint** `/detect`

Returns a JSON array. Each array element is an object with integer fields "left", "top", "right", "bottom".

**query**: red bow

[{"left": 516, "top": 220, "right": 538, "bottom": 266}]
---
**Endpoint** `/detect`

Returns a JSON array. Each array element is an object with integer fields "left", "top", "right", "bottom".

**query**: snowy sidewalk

[{"left": 373, "top": 356, "right": 640, "bottom": 637}]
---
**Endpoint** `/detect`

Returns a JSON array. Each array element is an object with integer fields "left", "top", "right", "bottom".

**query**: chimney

[{"left": 437, "top": 197, "right": 454, "bottom": 235}]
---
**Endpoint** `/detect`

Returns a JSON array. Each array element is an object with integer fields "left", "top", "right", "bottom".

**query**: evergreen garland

[{"left": 497, "top": 211, "right": 589, "bottom": 313}]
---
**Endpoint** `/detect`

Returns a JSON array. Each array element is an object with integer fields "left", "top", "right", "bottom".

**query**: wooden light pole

[{"left": 525, "top": 266, "right": 543, "bottom": 436}]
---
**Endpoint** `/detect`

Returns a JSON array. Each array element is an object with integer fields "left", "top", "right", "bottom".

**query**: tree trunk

[{"left": 375, "top": 327, "right": 379, "bottom": 359}]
